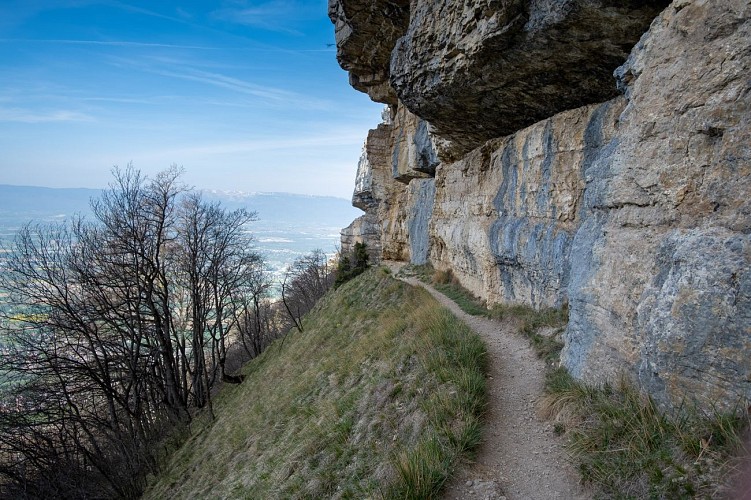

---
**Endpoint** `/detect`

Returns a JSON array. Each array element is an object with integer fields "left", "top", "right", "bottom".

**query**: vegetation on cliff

[
  {"left": 144, "top": 268, "right": 487, "bottom": 498},
  {"left": 407, "top": 263, "right": 750, "bottom": 497},
  {"left": 544, "top": 368, "right": 750, "bottom": 499},
  {"left": 407, "top": 264, "right": 567, "bottom": 364}
]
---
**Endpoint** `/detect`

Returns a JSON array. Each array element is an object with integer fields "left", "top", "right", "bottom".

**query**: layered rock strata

[
  {"left": 429, "top": 99, "right": 624, "bottom": 309},
  {"left": 328, "top": 0, "right": 410, "bottom": 104},
  {"left": 562, "top": 1, "right": 751, "bottom": 404},
  {"left": 332, "top": 0, "right": 670, "bottom": 159},
  {"left": 332, "top": 0, "right": 751, "bottom": 410}
]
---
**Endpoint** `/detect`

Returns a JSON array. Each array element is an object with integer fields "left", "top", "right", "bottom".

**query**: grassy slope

[{"left": 144, "top": 268, "right": 486, "bottom": 499}]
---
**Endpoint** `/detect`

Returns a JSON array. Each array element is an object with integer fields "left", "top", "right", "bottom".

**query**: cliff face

[{"left": 331, "top": 0, "right": 751, "bottom": 410}]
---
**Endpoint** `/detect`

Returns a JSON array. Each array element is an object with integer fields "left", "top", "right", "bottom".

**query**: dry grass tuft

[{"left": 543, "top": 368, "right": 750, "bottom": 498}]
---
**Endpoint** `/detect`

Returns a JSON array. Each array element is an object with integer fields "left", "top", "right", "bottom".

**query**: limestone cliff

[{"left": 331, "top": 0, "right": 751, "bottom": 410}]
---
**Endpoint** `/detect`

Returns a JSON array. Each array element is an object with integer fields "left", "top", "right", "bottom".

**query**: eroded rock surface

[
  {"left": 430, "top": 99, "right": 624, "bottom": 308},
  {"left": 391, "top": 104, "right": 439, "bottom": 182},
  {"left": 331, "top": 0, "right": 669, "bottom": 159},
  {"left": 328, "top": 0, "right": 409, "bottom": 104},
  {"left": 333, "top": 0, "right": 751, "bottom": 410},
  {"left": 561, "top": 0, "right": 751, "bottom": 406}
]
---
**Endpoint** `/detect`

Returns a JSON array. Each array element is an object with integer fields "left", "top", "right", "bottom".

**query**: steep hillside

[
  {"left": 144, "top": 269, "right": 486, "bottom": 498},
  {"left": 332, "top": 0, "right": 751, "bottom": 411}
]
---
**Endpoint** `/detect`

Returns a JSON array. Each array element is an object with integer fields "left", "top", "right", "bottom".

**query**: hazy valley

[{"left": 0, "top": 184, "right": 360, "bottom": 282}]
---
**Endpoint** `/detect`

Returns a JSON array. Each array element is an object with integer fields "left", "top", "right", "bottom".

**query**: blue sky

[{"left": 0, "top": 0, "right": 382, "bottom": 198}]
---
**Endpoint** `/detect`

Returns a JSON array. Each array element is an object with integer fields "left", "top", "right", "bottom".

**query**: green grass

[
  {"left": 405, "top": 263, "right": 750, "bottom": 498},
  {"left": 488, "top": 302, "right": 568, "bottom": 364},
  {"left": 406, "top": 265, "right": 489, "bottom": 317},
  {"left": 143, "top": 268, "right": 487, "bottom": 499},
  {"left": 543, "top": 368, "right": 750, "bottom": 498},
  {"left": 403, "top": 264, "right": 567, "bottom": 363}
]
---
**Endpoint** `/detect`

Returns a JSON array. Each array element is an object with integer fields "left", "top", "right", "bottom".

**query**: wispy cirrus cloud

[
  {"left": 165, "top": 67, "right": 332, "bottom": 109},
  {"left": 0, "top": 38, "right": 335, "bottom": 55},
  {"left": 0, "top": 0, "right": 178, "bottom": 33},
  {"left": 211, "top": 1, "right": 318, "bottom": 35},
  {"left": 0, "top": 0, "right": 78, "bottom": 31},
  {"left": 160, "top": 131, "right": 366, "bottom": 157},
  {"left": 175, "top": 7, "right": 192, "bottom": 20},
  {"left": 157, "top": 67, "right": 296, "bottom": 102},
  {"left": 105, "top": 0, "right": 189, "bottom": 25},
  {"left": 80, "top": 95, "right": 181, "bottom": 105},
  {"left": 107, "top": 54, "right": 332, "bottom": 109},
  {"left": 0, "top": 107, "right": 95, "bottom": 123},
  {"left": 121, "top": 129, "right": 367, "bottom": 173},
  {"left": 0, "top": 38, "right": 217, "bottom": 50}
]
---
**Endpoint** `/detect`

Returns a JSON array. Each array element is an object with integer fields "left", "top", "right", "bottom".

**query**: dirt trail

[{"left": 387, "top": 262, "right": 590, "bottom": 500}]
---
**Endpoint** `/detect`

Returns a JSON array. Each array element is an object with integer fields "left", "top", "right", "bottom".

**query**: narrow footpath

[{"left": 389, "top": 263, "right": 590, "bottom": 500}]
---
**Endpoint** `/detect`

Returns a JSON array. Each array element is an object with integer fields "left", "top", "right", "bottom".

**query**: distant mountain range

[
  {"left": 0, "top": 184, "right": 99, "bottom": 217},
  {"left": 0, "top": 184, "right": 361, "bottom": 277},
  {"left": 0, "top": 184, "right": 357, "bottom": 225}
]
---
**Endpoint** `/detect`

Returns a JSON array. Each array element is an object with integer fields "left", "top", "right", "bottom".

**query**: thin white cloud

[
  {"left": 0, "top": 38, "right": 217, "bottom": 50},
  {"left": 80, "top": 95, "right": 180, "bottom": 105},
  {"left": 106, "top": 55, "right": 332, "bottom": 109},
  {"left": 105, "top": 0, "right": 187, "bottom": 25},
  {"left": 175, "top": 7, "right": 192, "bottom": 20},
  {"left": 0, "top": 38, "right": 335, "bottom": 55},
  {"left": 144, "top": 131, "right": 366, "bottom": 158},
  {"left": 0, "top": 0, "right": 181, "bottom": 33},
  {"left": 212, "top": 1, "right": 318, "bottom": 35},
  {"left": 159, "top": 68, "right": 295, "bottom": 101},
  {"left": 0, "top": 107, "right": 95, "bottom": 123}
]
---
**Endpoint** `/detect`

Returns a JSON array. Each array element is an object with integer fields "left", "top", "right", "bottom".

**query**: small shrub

[
  {"left": 490, "top": 303, "right": 568, "bottom": 363},
  {"left": 335, "top": 242, "right": 370, "bottom": 288},
  {"left": 392, "top": 438, "right": 452, "bottom": 498},
  {"left": 431, "top": 268, "right": 454, "bottom": 286}
]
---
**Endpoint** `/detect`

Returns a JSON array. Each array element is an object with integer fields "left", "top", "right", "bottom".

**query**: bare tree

[
  {"left": 233, "top": 264, "right": 278, "bottom": 360},
  {"left": 175, "top": 192, "right": 258, "bottom": 406},
  {"left": 280, "top": 249, "right": 335, "bottom": 334},
  {"left": 0, "top": 165, "right": 264, "bottom": 498}
]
